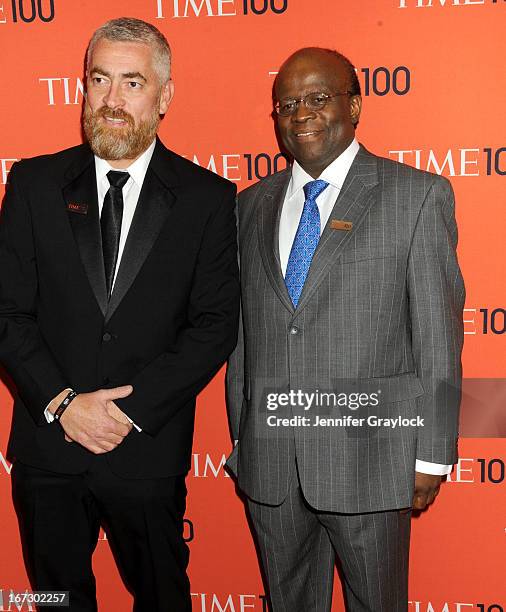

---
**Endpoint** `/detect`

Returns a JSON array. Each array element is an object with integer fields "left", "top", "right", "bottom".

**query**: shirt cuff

[
  {"left": 415, "top": 459, "right": 453, "bottom": 475},
  {"left": 44, "top": 405, "right": 55, "bottom": 423}
]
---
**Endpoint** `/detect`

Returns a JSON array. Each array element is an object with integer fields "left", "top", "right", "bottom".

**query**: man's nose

[
  {"left": 291, "top": 99, "right": 316, "bottom": 122},
  {"left": 103, "top": 81, "right": 124, "bottom": 109}
]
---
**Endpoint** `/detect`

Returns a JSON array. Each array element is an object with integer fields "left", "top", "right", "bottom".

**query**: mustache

[{"left": 94, "top": 106, "right": 135, "bottom": 126}]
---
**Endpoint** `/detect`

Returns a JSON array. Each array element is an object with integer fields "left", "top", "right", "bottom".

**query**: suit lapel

[
  {"left": 63, "top": 147, "right": 108, "bottom": 316},
  {"left": 105, "top": 141, "right": 178, "bottom": 323},
  {"left": 295, "top": 146, "right": 380, "bottom": 313},
  {"left": 256, "top": 169, "right": 294, "bottom": 314}
]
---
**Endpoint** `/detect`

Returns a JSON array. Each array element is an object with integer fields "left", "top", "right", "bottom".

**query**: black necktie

[{"left": 101, "top": 170, "right": 130, "bottom": 298}]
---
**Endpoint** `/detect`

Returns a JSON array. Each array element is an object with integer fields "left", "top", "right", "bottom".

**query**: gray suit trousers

[{"left": 248, "top": 467, "right": 411, "bottom": 612}]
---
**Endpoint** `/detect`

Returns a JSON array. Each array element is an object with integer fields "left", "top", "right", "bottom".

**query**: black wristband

[{"left": 53, "top": 390, "right": 78, "bottom": 421}]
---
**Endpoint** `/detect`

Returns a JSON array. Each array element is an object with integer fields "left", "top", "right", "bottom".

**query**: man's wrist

[
  {"left": 47, "top": 388, "right": 73, "bottom": 416},
  {"left": 53, "top": 390, "right": 78, "bottom": 421}
]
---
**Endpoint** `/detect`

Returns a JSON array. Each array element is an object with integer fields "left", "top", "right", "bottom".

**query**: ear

[
  {"left": 159, "top": 80, "right": 175, "bottom": 115},
  {"left": 349, "top": 95, "right": 362, "bottom": 125}
]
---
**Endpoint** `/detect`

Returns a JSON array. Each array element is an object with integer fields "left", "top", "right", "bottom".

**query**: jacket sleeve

[
  {"left": 116, "top": 183, "right": 240, "bottom": 436},
  {"left": 226, "top": 303, "right": 245, "bottom": 443},
  {"left": 0, "top": 162, "right": 68, "bottom": 425},
  {"left": 407, "top": 175, "right": 465, "bottom": 465},
  {"left": 225, "top": 197, "right": 245, "bottom": 443}
]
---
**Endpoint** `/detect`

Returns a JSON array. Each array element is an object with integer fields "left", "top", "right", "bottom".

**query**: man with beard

[
  {"left": 226, "top": 47, "right": 464, "bottom": 611},
  {"left": 0, "top": 17, "right": 238, "bottom": 611}
]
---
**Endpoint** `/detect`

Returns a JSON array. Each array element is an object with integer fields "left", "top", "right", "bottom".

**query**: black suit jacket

[{"left": 0, "top": 139, "right": 239, "bottom": 478}]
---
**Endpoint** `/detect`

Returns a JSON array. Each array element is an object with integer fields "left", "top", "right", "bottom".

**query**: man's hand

[
  {"left": 411, "top": 472, "right": 442, "bottom": 511},
  {"left": 106, "top": 401, "right": 132, "bottom": 425},
  {"left": 59, "top": 386, "right": 134, "bottom": 454}
]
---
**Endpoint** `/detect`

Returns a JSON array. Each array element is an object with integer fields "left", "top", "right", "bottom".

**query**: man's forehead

[
  {"left": 276, "top": 54, "right": 345, "bottom": 95},
  {"left": 90, "top": 39, "right": 154, "bottom": 61},
  {"left": 280, "top": 51, "right": 345, "bottom": 78},
  {"left": 88, "top": 40, "right": 156, "bottom": 75}
]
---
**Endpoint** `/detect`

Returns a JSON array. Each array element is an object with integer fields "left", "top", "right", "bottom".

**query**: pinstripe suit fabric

[
  {"left": 226, "top": 145, "right": 464, "bottom": 610},
  {"left": 247, "top": 477, "right": 411, "bottom": 611}
]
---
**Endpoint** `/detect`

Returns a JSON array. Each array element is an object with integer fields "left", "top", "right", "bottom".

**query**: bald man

[{"left": 226, "top": 47, "right": 464, "bottom": 611}]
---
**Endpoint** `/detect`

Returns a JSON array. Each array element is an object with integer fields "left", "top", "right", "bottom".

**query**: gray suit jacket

[{"left": 226, "top": 145, "right": 465, "bottom": 513}]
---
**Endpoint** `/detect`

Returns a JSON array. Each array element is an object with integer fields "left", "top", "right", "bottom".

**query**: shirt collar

[
  {"left": 94, "top": 139, "right": 156, "bottom": 188},
  {"left": 288, "top": 138, "right": 360, "bottom": 199}
]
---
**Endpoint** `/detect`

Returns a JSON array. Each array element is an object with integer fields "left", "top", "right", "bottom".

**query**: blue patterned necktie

[{"left": 284, "top": 179, "right": 329, "bottom": 307}]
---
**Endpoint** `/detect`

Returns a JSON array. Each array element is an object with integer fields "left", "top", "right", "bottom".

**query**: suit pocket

[
  {"left": 361, "top": 373, "right": 424, "bottom": 403},
  {"left": 339, "top": 252, "right": 396, "bottom": 265}
]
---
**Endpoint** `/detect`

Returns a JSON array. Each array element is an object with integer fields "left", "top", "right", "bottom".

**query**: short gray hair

[{"left": 87, "top": 17, "right": 171, "bottom": 84}]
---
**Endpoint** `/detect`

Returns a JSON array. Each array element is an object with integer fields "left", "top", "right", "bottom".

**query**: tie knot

[
  {"left": 303, "top": 179, "right": 329, "bottom": 202},
  {"left": 106, "top": 170, "right": 130, "bottom": 190}
]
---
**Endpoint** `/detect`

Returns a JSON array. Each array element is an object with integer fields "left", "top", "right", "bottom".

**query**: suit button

[
  {"left": 103, "top": 377, "right": 110, "bottom": 384},
  {"left": 290, "top": 326, "right": 299, "bottom": 335},
  {"left": 102, "top": 332, "right": 112, "bottom": 342}
]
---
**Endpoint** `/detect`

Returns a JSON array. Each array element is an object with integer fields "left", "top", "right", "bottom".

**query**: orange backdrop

[{"left": 0, "top": 0, "right": 505, "bottom": 610}]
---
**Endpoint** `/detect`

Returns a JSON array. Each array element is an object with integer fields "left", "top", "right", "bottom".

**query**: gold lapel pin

[{"left": 330, "top": 219, "right": 353, "bottom": 231}]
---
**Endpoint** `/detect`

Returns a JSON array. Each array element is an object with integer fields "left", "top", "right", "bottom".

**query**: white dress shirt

[
  {"left": 279, "top": 138, "right": 452, "bottom": 477},
  {"left": 44, "top": 140, "right": 157, "bottom": 431}
]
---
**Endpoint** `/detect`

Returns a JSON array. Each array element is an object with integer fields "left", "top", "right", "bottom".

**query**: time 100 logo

[{"left": 8, "top": 0, "right": 55, "bottom": 22}]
